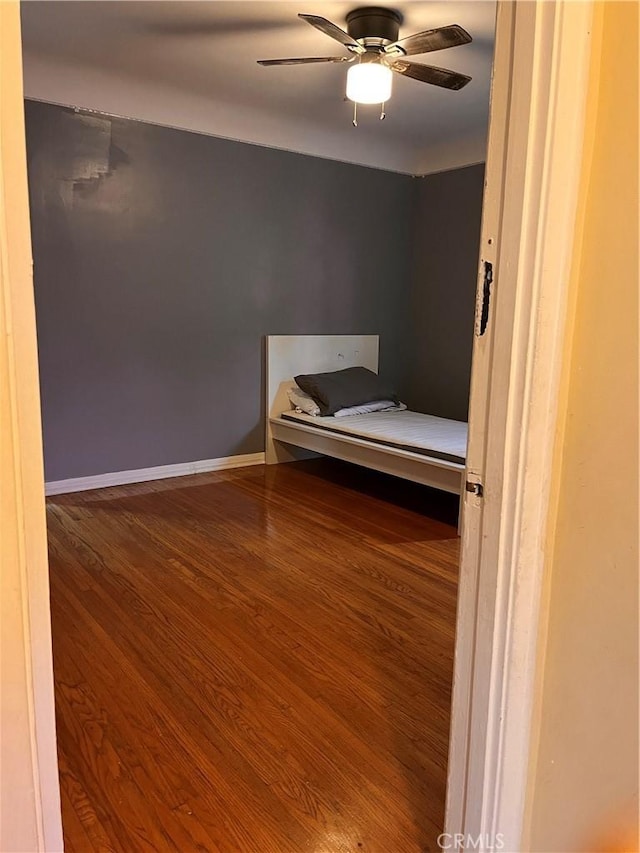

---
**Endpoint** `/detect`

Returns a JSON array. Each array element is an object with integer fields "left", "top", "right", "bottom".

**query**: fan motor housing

[{"left": 346, "top": 7, "right": 402, "bottom": 44}]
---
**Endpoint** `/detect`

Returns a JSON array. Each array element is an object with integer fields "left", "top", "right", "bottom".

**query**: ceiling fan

[{"left": 257, "top": 6, "right": 473, "bottom": 125}]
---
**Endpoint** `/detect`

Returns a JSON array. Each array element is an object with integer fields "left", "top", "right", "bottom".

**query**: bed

[{"left": 266, "top": 335, "right": 468, "bottom": 518}]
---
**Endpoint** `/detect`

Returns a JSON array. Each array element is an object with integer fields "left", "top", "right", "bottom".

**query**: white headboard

[{"left": 265, "top": 334, "right": 379, "bottom": 463}]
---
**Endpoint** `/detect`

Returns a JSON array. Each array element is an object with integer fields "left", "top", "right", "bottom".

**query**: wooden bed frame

[{"left": 266, "top": 335, "right": 466, "bottom": 505}]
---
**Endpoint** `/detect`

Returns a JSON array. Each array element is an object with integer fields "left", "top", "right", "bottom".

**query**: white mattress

[{"left": 280, "top": 409, "right": 467, "bottom": 465}]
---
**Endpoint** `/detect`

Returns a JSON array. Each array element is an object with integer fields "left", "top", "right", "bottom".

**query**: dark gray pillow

[{"left": 294, "top": 366, "right": 398, "bottom": 416}]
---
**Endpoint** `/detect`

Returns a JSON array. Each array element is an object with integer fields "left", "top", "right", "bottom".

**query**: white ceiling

[{"left": 20, "top": 1, "right": 496, "bottom": 175}]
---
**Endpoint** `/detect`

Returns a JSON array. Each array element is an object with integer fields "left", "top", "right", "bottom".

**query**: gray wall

[
  {"left": 26, "top": 101, "right": 416, "bottom": 480},
  {"left": 406, "top": 164, "right": 485, "bottom": 421},
  {"left": 25, "top": 100, "right": 483, "bottom": 481}
]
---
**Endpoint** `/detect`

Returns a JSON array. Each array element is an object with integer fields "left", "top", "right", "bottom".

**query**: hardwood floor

[{"left": 47, "top": 458, "right": 460, "bottom": 853}]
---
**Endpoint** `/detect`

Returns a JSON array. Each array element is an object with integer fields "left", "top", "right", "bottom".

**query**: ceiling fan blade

[
  {"left": 257, "top": 56, "right": 352, "bottom": 66},
  {"left": 298, "top": 14, "right": 363, "bottom": 52},
  {"left": 390, "top": 60, "right": 472, "bottom": 90},
  {"left": 385, "top": 24, "right": 472, "bottom": 57}
]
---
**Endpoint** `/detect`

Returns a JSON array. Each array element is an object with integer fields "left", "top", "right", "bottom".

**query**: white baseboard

[{"left": 45, "top": 452, "right": 266, "bottom": 496}]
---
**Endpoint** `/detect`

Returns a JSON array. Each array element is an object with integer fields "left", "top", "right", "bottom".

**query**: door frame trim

[
  {"left": 0, "top": 3, "right": 63, "bottom": 851},
  {"left": 446, "top": 2, "right": 596, "bottom": 850}
]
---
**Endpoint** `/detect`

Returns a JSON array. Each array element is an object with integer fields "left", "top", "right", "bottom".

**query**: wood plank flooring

[{"left": 47, "top": 458, "right": 460, "bottom": 853}]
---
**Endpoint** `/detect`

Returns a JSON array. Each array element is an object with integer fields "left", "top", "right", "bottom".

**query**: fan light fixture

[
  {"left": 257, "top": 8, "right": 473, "bottom": 127},
  {"left": 346, "top": 62, "right": 392, "bottom": 105}
]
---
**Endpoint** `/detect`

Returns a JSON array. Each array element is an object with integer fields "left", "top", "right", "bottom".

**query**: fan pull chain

[{"left": 351, "top": 101, "right": 387, "bottom": 126}]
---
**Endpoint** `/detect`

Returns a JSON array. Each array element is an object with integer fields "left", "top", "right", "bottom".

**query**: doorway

[{"left": 0, "top": 2, "right": 599, "bottom": 850}]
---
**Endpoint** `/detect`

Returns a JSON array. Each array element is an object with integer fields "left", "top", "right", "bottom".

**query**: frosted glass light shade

[{"left": 346, "top": 63, "right": 393, "bottom": 104}]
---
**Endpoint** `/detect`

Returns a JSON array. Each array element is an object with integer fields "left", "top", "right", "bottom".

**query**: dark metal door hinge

[
  {"left": 465, "top": 480, "right": 484, "bottom": 498},
  {"left": 477, "top": 260, "right": 493, "bottom": 336}
]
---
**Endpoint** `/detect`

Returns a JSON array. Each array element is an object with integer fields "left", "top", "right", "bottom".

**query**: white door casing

[
  {"left": 446, "top": 2, "right": 596, "bottom": 850},
  {"left": 0, "top": 3, "right": 63, "bottom": 850}
]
